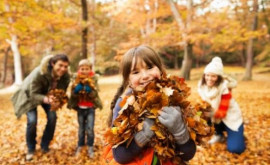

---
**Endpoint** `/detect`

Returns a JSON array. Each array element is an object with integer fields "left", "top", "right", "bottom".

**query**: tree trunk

[
  {"left": 152, "top": 0, "right": 158, "bottom": 33},
  {"left": 261, "top": 0, "right": 270, "bottom": 35},
  {"left": 144, "top": 0, "right": 157, "bottom": 38},
  {"left": 7, "top": 35, "right": 23, "bottom": 85},
  {"left": 243, "top": 0, "right": 258, "bottom": 80},
  {"left": 5, "top": 2, "right": 23, "bottom": 85},
  {"left": 168, "top": 0, "right": 185, "bottom": 30},
  {"left": 1, "top": 47, "right": 10, "bottom": 85},
  {"left": 180, "top": 43, "right": 193, "bottom": 79},
  {"left": 243, "top": 39, "right": 254, "bottom": 80},
  {"left": 90, "top": 0, "right": 96, "bottom": 70},
  {"left": 174, "top": 54, "right": 178, "bottom": 69},
  {"left": 81, "top": 0, "right": 88, "bottom": 59},
  {"left": 145, "top": 3, "right": 151, "bottom": 36},
  {"left": 240, "top": 43, "right": 246, "bottom": 67},
  {"left": 168, "top": 0, "right": 193, "bottom": 80}
]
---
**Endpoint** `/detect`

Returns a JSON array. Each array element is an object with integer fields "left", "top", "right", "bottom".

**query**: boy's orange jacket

[{"left": 103, "top": 145, "right": 175, "bottom": 165}]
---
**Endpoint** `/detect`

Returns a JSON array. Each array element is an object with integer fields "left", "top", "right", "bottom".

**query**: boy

[{"left": 68, "top": 59, "right": 103, "bottom": 158}]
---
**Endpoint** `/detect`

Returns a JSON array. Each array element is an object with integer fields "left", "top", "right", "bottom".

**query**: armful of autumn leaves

[
  {"left": 71, "top": 74, "right": 97, "bottom": 102},
  {"left": 104, "top": 74, "right": 214, "bottom": 164},
  {"left": 47, "top": 89, "right": 68, "bottom": 111}
]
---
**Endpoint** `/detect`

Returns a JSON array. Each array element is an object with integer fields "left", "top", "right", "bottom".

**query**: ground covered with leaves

[{"left": 0, "top": 68, "right": 269, "bottom": 165}]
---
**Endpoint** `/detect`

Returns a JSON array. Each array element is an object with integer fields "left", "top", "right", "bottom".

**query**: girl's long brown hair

[{"left": 107, "top": 45, "right": 165, "bottom": 126}]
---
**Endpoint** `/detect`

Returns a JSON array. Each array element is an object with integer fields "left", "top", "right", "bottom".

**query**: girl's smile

[{"left": 129, "top": 57, "right": 161, "bottom": 90}]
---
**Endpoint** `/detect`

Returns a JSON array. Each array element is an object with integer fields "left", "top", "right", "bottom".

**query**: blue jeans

[
  {"left": 77, "top": 108, "right": 95, "bottom": 147},
  {"left": 26, "top": 104, "right": 57, "bottom": 152},
  {"left": 215, "top": 122, "right": 246, "bottom": 154}
]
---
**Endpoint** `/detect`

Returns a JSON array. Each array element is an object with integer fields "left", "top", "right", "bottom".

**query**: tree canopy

[{"left": 0, "top": 0, "right": 269, "bottom": 84}]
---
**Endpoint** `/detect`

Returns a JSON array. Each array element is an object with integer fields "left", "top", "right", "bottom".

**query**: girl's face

[
  {"left": 79, "top": 65, "right": 91, "bottom": 75},
  {"left": 129, "top": 57, "right": 161, "bottom": 90},
  {"left": 204, "top": 73, "right": 218, "bottom": 87}
]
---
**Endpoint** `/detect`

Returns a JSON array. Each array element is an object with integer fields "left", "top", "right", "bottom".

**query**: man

[{"left": 11, "top": 54, "right": 70, "bottom": 161}]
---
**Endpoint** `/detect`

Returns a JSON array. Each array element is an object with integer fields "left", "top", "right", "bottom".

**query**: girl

[
  {"left": 198, "top": 56, "right": 245, "bottom": 154},
  {"left": 105, "top": 45, "right": 196, "bottom": 164}
]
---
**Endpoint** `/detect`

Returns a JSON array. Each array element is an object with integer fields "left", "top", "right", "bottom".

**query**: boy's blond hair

[{"left": 78, "top": 59, "right": 92, "bottom": 69}]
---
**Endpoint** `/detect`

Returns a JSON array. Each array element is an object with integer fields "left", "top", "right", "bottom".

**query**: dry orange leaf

[{"left": 47, "top": 89, "right": 68, "bottom": 111}]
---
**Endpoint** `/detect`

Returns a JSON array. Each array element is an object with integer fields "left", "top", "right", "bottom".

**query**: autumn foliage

[
  {"left": 105, "top": 74, "right": 214, "bottom": 163},
  {"left": 47, "top": 89, "right": 68, "bottom": 111},
  {"left": 71, "top": 74, "right": 96, "bottom": 102}
]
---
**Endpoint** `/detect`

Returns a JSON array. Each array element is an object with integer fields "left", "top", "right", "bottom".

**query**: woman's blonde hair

[{"left": 107, "top": 45, "right": 165, "bottom": 126}]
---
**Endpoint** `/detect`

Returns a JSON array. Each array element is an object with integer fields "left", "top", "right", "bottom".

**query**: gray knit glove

[
  {"left": 134, "top": 118, "right": 154, "bottom": 147},
  {"left": 158, "top": 106, "right": 190, "bottom": 144}
]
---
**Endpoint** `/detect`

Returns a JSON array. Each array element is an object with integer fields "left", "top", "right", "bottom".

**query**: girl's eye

[
  {"left": 147, "top": 65, "right": 153, "bottom": 69},
  {"left": 132, "top": 71, "right": 139, "bottom": 74}
]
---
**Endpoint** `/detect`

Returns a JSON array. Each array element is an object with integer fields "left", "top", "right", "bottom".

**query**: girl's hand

[
  {"left": 134, "top": 118, "right": 154, "bottom": 147},
  {"left": 158, "top": 106, "right": 190, "bottom": 144}
]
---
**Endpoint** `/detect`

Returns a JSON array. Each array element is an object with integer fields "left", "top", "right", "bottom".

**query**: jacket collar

[{"left": 40, "top": 55, "right": 53, "bottom": 75}]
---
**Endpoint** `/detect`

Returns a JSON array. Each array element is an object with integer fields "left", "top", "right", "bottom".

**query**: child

[
  {"left": 105, "top": 45, "right": 196, "bottom": 164},
  {"left": 198, "top": 56, "right": 245, "bottom": 154},
  {"left": 68, "top": 59, "right": 103, "bottom": 158}
]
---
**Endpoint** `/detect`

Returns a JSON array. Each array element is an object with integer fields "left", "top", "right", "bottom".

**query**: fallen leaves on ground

[{"left": 0, "top": 74, "right": 270, "bottom": 164}]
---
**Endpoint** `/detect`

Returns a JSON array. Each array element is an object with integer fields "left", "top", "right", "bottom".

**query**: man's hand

[{"left": 43, "top": 95, "right": 55, "bottom": 104}]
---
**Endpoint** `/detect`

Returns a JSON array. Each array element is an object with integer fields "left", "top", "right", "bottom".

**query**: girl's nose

[{"left": 141, "top": 70, "right": 149, "bottom": 79}]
